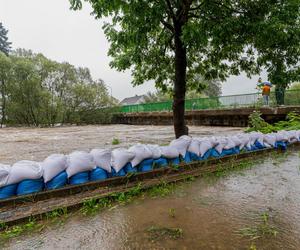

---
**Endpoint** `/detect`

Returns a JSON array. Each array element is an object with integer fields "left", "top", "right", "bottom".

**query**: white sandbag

[
  {"left": 90, "top": 149, "right": 112, "bottom": 173},
  {"left": 296, "top": 130, "right": 300, "bottom": 140},
  {"left": 0, "top": 164, "right": 11, "bottom": 188},
  {"left": 66, "top": 151, "right": 94, "bottom": 178},
  {"left": 188, "top": 139, "right": 201, "bottom": 156},
  {"left": 263, "top": 133, "right": 276, "bottom": 148},
  {"left": 160, "top": 146, "right": 180, "bottom": 159},
  {"left": 275, "top": 131, "right": 289, "bottom": 142},
  {"left": 111, "top": 148, "right": 135, "bottom": 173},
  {"left": 129, "top": 144, "right": 153, "bottom": 167},
  {"left": 249, "top": 131, "right": 264, "bottom": 145},
  {"left": 170, "top": 135, "right": 192, "bottom": 157},
  {"left": 7, "top": 160, "right": 43, "bottom": 185},
  {"left": 145, "top": 144, "right": 161, "bottom": 159},
  {"left": 237, "top": 134, "right": 251, "bottom": 150},
  {"left": 208, "top": 136, "right": 219, "bottom": 147},
  {"left": 198, "top": 138, "right": 213, "bottom": 157},
  {"left": 223, "top": 137, "right": 236, "bottom": 150},
  {"left": 286, "top": 130, "right": 298, "bottom": 143},
  {"left": 41, "top": 154, "right": 67, "bottom": 183},
  {"left": 214, "top": 137, "right": 227, "bottom": 154},
  {"left": 230, "top": 136, "right": 242, "bottom": 147}
]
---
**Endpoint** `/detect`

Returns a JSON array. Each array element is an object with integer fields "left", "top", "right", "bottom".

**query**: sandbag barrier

[
  {"left": 0, "top": 130, "right": 299, "bottom": 203},
  {"left": 1, "top": 143, "right": 300, "bottom": 226}
]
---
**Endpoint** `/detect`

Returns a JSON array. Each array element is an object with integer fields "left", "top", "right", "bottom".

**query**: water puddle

[{"left": 4, "top": 149, "right": 300, "bottom": 249}]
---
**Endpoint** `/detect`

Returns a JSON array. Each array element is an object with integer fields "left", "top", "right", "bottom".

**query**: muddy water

[
  {"left": 0, "top": 125, "right": 243, "bottom": 164},
  {"left": 5, "top": 149, "right": 300, "bottom": 250}
]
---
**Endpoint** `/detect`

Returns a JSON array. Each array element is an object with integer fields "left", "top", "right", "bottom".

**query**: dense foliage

[
  {"left": 247, "top": 111, "right": 300, "bottom": 134},
  {"left": 0, "top": 50, "right": 116, "bottom": 127},
  {"left": 70, "top": 0, "right": 300, "bottom": 138}
]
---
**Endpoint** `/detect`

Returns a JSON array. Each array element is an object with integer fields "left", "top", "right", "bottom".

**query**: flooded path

[
  {"left": 0, "top": 125, "right": 243, "bottom": 164},
  {"left": 4, "top": 149, "right": 300, "bottom": 250}
]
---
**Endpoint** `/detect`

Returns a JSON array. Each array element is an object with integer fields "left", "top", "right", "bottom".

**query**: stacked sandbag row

[{"left": 0, "top": 130, "right": 299, "bottom": 199}]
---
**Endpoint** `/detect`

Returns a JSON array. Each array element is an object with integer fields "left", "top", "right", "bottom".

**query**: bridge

[{"left": 113, "top": 90, "right": 300, "bottom": 127}]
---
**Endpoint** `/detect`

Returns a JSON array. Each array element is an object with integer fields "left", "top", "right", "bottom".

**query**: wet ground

[
  {"left": 0, "top": 125, "right": 243, "bottom": 164},
  {"left": 4, "top": 148, "right": 300, "bottom": 250}
]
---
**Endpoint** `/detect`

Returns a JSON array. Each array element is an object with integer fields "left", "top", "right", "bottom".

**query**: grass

[
  {"left": 0, "top": 218, "right": 44, "bottom": 243},
  {"left": 147, "top": 226, "right": 183, "bottom": 241},
  {"left": 112, "top": 138, "right": 120, "bottom": 145},
  {"left": 236, "top": 212, "right": 278, "bottom": 241},
  {"left": 168, "top": 208, "right": 176, "bottom": 218}
]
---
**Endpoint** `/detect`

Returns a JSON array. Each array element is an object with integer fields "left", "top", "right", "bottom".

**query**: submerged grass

[
  {"left": 147, "top": 226, "right": 183, "bottom": 241},
  {"left": 112, "top": 138, "right": 120, "bottom": 145},
  {"left": 236, "top": 212, "right": 278, "bottom": 241},
  {"left": 0, "top": 218, "right": 44, "bottom": 244}
]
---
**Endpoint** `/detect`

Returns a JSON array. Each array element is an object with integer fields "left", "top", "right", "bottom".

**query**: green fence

[{"left": 119, "top": 89, "right": 300, "bottom": 113}]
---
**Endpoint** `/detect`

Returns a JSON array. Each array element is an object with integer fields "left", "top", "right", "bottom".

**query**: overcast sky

[{"left": 0, "top": 0, "right": 266, "bottom": 100}]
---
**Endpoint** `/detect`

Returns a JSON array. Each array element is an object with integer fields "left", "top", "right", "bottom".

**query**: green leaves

[
  {"left": 0, "top": 49, "right": 115, "bottom": 126},
  {"left": 69, "top": 0, "right": 297, "bottom": 92}
]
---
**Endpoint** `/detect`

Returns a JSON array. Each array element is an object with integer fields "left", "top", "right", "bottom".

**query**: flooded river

[
  {"left": 0, "top": 125, "right": 242, "bottom": 164},
  {"left": 4, "top": 148, "right": 300, "bottom": 249}
]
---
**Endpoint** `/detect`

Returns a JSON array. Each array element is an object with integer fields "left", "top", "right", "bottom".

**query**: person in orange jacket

[{"left": 262, "top": 84, "right": 271, "bottom": 105}]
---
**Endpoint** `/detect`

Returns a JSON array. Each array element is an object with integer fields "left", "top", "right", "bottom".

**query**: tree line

[{"left": 0, "top": 49, "right": 117, "bottom": 127}]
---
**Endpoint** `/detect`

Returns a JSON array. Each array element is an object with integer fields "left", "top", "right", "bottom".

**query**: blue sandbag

[
  {"left": 138, "top": 159, "right": 154, "bottom": 172},
  {"left": 210, "top": 148, "right": 220, "bottom": 158},
  {"left": 233, "top": 146, "right": 240, "bottom": 154},
  {"left": 45, "top": 171, "right": 68, "bottom": 190},
  {"left": 153, "top": 157, "right": 168, "bottom": 168},
  {"left": 124, "top": 162, "right": 137, "bottom": 173},
  {"left": 17, "top": 178, "right": 44, "bottom": 196},
  {"left": 189, "top": 152, "right": 201, "bottom": 161},
  {"left": 250, "top": 145, "right": 259, "bottom": 151},
  {"left": 169, "top": 157, "right": 180, "bottom": 165},
  {"left": 90, "top": 167, "right": 108, "bottom": 181},
  {"left": 220, "top": 148, "right": 235, "bottom": 157},
  {"left": 201, "top": 148, "right": 212, "bottom": 160},
  {"left": 0, "top": 184, "right": 17, "bottom": 199},
  {"left": 183, "top": 152, "right": 192, "bottom": 163},
  {"left": 254, "top": 140, "right": 265, "bottom": 149},
  {"left": 69, "top": 171, "right": 89, "bottom": 185},
  {"left": 275, "top": 141, "right": 287, "bottom": 150},
  {"left": 110, "top": 168, "right": 126, "bottom": 177}
]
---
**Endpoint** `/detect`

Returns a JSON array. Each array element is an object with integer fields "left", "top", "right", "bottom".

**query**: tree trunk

[
  {"left": 0, "top": 80, "right": 6, "bottom": 128},
  {"left": 173, "top": 22, "right": 188, "bottom": 138}
]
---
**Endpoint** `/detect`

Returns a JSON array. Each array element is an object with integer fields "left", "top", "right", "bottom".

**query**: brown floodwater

[
  {"left": 4, "top": 148, "right": 300, "bottom": 250},
  {"left": 0, "top": 125, "right": 243, "bottom": 164}
]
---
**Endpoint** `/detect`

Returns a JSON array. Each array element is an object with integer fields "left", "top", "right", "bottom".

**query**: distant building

[{"left": 119, "top": 95, "right": 146, "bottom": 105}]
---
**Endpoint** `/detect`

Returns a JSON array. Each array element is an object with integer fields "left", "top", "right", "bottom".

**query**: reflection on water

[{"left": 5, "top": 150, "right": 300, "bottom": 250}]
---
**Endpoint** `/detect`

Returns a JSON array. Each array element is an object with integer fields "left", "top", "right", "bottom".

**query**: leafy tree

[
  {"left": 290, "top": 82, "right": 300, "bottom": 91},
  {"left": 1, "top": 49, "right": 115, "bottom": 127},
  {"left": 0, "top": 52, "right": 12, "bottom": 127},
  {"left": 0, "top": 23, "right": 11, "bottom": 55},
  {"left": 70, "top": 0, "right": 297, "bottom": 138},
  {"left": 253, "top": 1, "right": 300, "bottom": 105}
]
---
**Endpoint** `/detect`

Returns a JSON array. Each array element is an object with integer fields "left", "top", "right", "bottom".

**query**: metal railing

[{"left": 119, "top": 89, "right": 300, "bottom": 113}]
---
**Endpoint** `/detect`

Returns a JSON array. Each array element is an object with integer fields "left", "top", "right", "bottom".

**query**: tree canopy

[
  {"left": 70, "top": 0, "right": 300, "bottom": 137},
  {"left": 0, "top": 49, "right": 116, "bottom": 127},
  {"left": 0, "top": 23, "right": 11, "bottom": 55}
]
